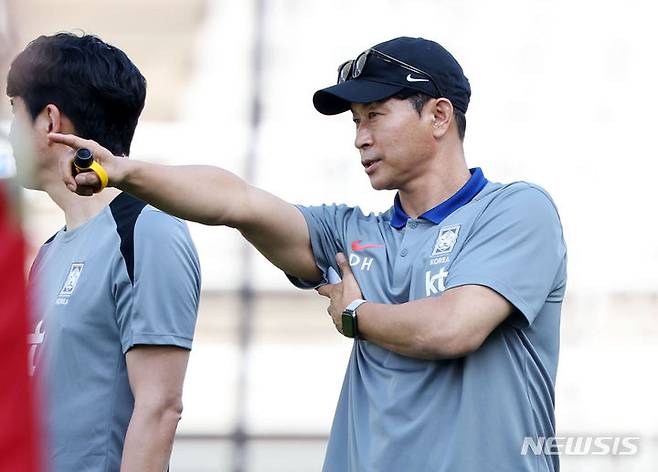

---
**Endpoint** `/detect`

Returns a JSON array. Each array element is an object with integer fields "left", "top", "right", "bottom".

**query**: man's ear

[
  {"left": 431, "top": 98, "right": 454, "bottom": 139},
  {"left": 39, "top": 104, "right": 75, "bottom": 143},
  {"left": 33, "top": 103, "right": 65, "bottom": 137},
  {"left": 44, "top": 104, "right": 63, "bottom": 134}
]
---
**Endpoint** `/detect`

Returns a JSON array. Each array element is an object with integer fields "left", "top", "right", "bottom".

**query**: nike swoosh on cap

[
  {"left": 406, "top": 74, "right": 429, "bottom": 82},
  {"left": 351, "top": 240, "right": 385, "bottom": 251}
]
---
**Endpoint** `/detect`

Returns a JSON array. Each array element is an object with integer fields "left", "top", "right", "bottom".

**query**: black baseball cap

[{"left": 313, "top": 36, "right": 470, "bottom": 115}]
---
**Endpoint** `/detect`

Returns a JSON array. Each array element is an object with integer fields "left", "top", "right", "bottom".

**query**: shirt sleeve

[
  {"left": 445, "top": 184, "right": 567, "bottom": 328},
  {"left": 115, "top": 208, "right": 201, "bottom": 353},
  {"left": 286, "top": 203, "right": 355, "bottom": 289}
]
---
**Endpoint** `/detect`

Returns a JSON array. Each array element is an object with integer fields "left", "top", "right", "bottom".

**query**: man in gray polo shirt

[
  {"left": 51, "top": 36, "right": 566, "bottom": 471},
  {"left": 8, "top": 33, "right": 200, "bottom": 471}
]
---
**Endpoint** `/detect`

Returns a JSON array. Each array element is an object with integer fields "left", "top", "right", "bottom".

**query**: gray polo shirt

[
  {"left": 27, "top": 193, "right": 200, "bottom": 472},
  {"left": 289, "top": 168, "right": 567, "bottom": 472}
]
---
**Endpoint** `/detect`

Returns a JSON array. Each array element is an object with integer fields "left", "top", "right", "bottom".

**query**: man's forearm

[
  {"left": 355, "top": 286, "right": 512, "bottom": 360},
  {"left": 114, "top": 159, "right": 247, "bottom": 226},
  {"left": 356, "top": 298, "right": 469, "bottom": 360},
  {"left": 120, "top": 403, "right": 182, "bottom": 472},
  {"left": 318, "top": 255, "right": 478, "bottom": 359}
]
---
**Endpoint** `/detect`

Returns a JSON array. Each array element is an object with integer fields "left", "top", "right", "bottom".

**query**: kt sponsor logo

[{"left": 425, "top": 268, "right": 448, "bottom": 296}]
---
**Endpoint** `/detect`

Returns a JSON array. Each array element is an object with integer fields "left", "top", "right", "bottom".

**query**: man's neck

[
  {"left": 397, "top": 147, "right": 471, "bottom": 219},
  {"left": 44, "top": 181, "right": 121, "bottom": 231}
]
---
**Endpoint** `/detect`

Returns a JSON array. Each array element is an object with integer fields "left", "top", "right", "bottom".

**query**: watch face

[{"left": 342, "top": 313, "right": 356, "bottom": 338}]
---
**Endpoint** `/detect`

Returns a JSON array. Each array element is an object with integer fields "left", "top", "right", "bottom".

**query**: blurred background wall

[{"left": 1, "top": 0, "right": 656, "bottom": 470}]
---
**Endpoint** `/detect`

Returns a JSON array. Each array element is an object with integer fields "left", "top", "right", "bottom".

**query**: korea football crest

[
  {"left": 56, "top": 262, "right": 84, "bottom": 305},
  {"left": 432, "top": 225, "right": 461, "bottom": 256}
]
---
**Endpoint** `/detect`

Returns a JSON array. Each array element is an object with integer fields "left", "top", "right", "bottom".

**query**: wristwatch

[{"left": 342, "top": 299, "right": 368, "bottom": 339}]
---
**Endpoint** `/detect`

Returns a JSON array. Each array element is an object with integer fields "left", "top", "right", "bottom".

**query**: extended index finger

[{"left": 48, "top": 132, "right": 95, "bottom": 151}]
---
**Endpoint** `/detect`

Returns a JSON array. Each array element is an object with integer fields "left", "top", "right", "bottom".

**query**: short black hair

[
  {"left": 6, "top": 33, "right": 146, "bottom": 156},
  {"left": 393, "top": 90, "right": 466, "bottom": 141}
]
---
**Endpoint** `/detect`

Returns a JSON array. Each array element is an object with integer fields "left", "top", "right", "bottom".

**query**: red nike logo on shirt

[{"left": 351, "top": 240, "right": 385, "bottom": 251}]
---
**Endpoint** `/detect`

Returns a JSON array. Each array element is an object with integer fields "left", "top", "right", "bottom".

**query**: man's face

[
  {"left": 351, "top": 97, "right": 435, "bottom": 191},
  {"left": 9, "top": 97, "right": 47, "bottom": 189}
]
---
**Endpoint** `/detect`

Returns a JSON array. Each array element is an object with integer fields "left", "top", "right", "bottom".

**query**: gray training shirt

[
  {"left": 289, "top": 168, "right": 567, "bottom": 472},
  {"left": 27, "top": 193, "right": 201, "bottom": 472}
]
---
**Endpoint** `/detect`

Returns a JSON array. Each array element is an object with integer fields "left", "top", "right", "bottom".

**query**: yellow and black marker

[{"left": 73, "top": 148, "right": 108, "bottom": 192}]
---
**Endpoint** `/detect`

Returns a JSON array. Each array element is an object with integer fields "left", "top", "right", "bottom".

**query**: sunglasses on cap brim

[{"left": 336, "top": 48, "right": 442, "bottom": 98}]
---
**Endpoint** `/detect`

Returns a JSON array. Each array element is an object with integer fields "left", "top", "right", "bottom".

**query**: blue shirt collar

[{"left": 390, "top": 168, "right": 488, "bottom": 229}]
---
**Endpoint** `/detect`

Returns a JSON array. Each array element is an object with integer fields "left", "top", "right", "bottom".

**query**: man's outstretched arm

[{"left": 48, "top": 133, "right": 321, "bottom": 282}]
